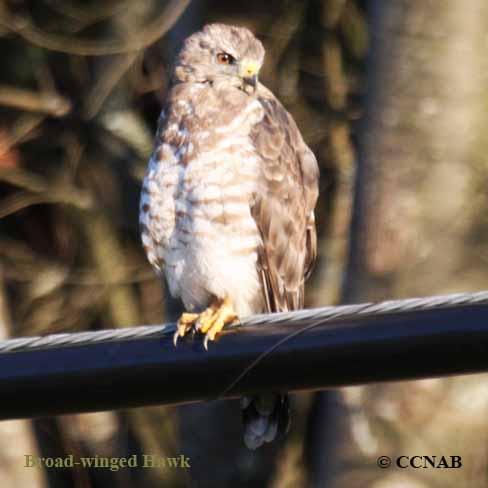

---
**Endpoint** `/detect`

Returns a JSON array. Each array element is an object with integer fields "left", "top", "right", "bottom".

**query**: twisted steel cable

[
  {"left": 2, "top": 290, "right": 488, "bottom": 354},
  {"left": 1, "top": 289, "right": 488, "bottom": 419}
]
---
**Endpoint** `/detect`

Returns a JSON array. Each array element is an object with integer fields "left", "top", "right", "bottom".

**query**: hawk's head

[{"left": 174, "top": 23, "right": 265, "bottom": 94}]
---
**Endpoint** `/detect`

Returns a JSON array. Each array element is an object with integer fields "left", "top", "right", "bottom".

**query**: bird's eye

[{"left": 216, "top": 52, "right": 235, "bottom": 65}]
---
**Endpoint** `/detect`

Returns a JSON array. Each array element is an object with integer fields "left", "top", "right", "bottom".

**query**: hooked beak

[
  {"left": 243, "top": 74, "right": 257, "bottom": 92},
  {"left": 240, "top": 60, "right": 259, "bottom": 94}
]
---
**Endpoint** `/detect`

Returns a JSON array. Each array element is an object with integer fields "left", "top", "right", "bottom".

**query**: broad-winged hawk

[{"left": 140, "top": 23, "right": 319, "bottom": 449}]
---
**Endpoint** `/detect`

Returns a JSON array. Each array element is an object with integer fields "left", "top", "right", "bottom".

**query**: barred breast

[{"left": 140, "top": 86, "right": 265, "bottom": 316}]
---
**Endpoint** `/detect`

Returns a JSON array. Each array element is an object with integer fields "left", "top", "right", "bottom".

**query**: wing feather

[{"left": 250, "top": 90, "right": 319, "bottom": 313}]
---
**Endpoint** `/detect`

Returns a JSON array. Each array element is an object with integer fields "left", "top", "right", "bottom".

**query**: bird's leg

[{"left": 173, "top": 297, "right": 238, "bottom": 349}]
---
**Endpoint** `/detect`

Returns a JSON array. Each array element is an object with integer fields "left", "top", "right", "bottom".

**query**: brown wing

[{"left": 250, "top": 91, "right": 319, "bottom": 313}]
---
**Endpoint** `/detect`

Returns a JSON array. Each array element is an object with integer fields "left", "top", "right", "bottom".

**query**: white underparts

[{"left": 140, "top": 96, "right": 265, "bottom": 316}]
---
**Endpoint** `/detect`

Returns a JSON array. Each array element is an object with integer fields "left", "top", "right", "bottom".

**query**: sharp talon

[
  {"left": 173, "top": 312, "right": 198, "bottom": 347},
  {"left": 174, "top": 297, "right": 237, "bottom": 349}
]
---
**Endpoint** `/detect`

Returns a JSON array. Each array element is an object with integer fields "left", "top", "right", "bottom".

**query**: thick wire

[{"left": 2, "top": 290, "right": 488, "bottom": 354}]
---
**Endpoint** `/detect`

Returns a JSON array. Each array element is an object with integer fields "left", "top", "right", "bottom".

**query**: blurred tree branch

[
  {"left": 84, "top": 52, "right": 139, "bottom": 119},
  {"left": 46, "top": 0, "right": 129, "bottom": 31},
  {"left": 0, "top": 0, "right": 190, "bottom": 56},
  {"left": 0, "top": 84, "right": 71, "bottom": 116},
  {"left": 0, "top": 168, "right": 92, "bottom": 218}
]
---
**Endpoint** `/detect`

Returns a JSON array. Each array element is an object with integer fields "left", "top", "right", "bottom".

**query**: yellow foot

[{"left": 173, "top": 297, "right": 238, "bottom": 350}]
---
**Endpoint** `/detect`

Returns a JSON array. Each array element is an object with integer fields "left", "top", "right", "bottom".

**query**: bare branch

[
  {"left": 0, "top": 85, "right": 71, "bottom": 116},
  {"left": 1, "top": 0, "right": 191, "bottom": 56}
]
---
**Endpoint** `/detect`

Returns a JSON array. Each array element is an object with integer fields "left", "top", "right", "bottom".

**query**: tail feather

[{"left": 241, "top": 393, "right": 290, "bottom": 450}]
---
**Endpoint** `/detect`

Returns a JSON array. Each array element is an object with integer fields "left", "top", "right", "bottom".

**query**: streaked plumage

[{"left": 139, "top": 23, "right": 319, "bottom": 449}]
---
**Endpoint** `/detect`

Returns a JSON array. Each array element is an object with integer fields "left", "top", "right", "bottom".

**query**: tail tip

[{"left": 242, "top": 393, "right": 289, "bottom": 450}]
